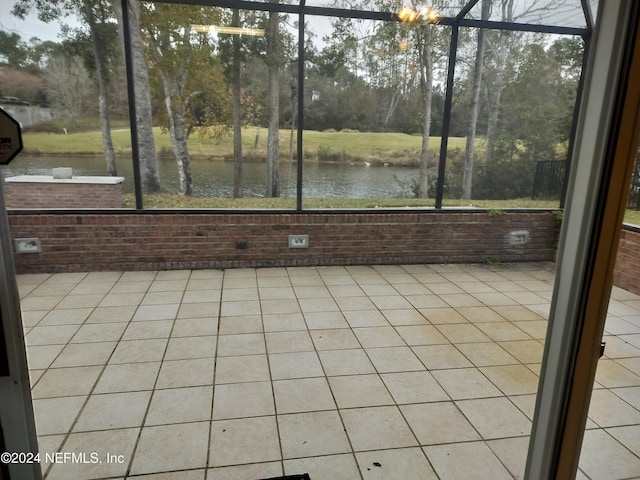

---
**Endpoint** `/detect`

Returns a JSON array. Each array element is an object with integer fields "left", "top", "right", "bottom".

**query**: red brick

[{"left": 4, "top": 211, "right": 566, "bottom": 274}]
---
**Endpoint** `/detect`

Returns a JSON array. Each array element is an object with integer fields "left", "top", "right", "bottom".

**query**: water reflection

[{"left": 1, "top": 155, "right": 420, "bottom": 199}]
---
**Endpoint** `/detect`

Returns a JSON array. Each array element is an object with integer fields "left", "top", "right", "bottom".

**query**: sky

[
  {"left": 0, "top": 0, "right": 595, "bottom": 48},
  {"left": 0, "top": 1, "right": 66, "bottom": 43}
]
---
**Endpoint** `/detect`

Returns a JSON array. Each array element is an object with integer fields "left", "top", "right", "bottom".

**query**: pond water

[{"left": 1, "top": 155, "right": 421, "bottom": 198}]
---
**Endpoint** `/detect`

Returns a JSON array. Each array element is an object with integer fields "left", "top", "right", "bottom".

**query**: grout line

[
  {"left": 204, "top": 268, "right": 226, "bottom": 480},
  {"left": 314, "top": 282, "right": 365, "bottom": 479},
  {"left": 31, "top": 272, "right": 126, "bottom": 478},
  {"left": 270, "top": 267, "right": 294, "bottom": 477},
  {"left": 120, "top": 270, "right": 179, "bottom": 478},
  {"left": 18, "top": 263, "right": 640, "bottom": 479}
]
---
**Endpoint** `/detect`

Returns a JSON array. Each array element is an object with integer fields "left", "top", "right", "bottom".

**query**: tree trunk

[
  {"left": 86, "top": 1, "right": 117, "bottom": 176},
  {"left": 485, "top": 0, "right": 513, "bottom": 166},
  {"left": 232, "top": 9, "right": 243, "bottom": 198},
  {"left": 418, "top": 25, "right": 433, "bottom": 199},
  {"left": 288, "top": 84, "right": 296, "bottom": 196},
  {"left": 160, "top": 66, "right": 193, "bottom": 196},
  {"left": 383, "top": 86, "right": 402, "bottom": 127},
  {"left": 163, "top": 92, "right": 193, "bottom": 196},
  {"left": 485, "top": 30, "right": 509, "bottom": 166},
  {"left": 113, "top": 0, "right": 161, "bottom": 193},
  {"left": 462, "top": 0, "right": 491, "bottom": 199},
  {"left": 265, "top": 9, "right": 280, "bottom": 198}
]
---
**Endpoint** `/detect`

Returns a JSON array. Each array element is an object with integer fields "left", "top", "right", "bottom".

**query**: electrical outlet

[
  {"left": 509, "top": 230, "right": 529, "bottom": 245},
  {"left": 15, "top": 238, "right": 41, "bottom": 253},
  {"left": 288, "top": 234, "right": 309, "bottom": 249}
]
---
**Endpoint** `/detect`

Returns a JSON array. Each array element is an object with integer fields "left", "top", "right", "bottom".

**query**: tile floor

[{"left": 15, "top": 262, "right": 640, "bottom": 480}]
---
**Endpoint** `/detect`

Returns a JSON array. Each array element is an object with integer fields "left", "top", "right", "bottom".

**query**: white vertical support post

[{"left": 526, "top": 1, "right": 637, "bottom": 478}]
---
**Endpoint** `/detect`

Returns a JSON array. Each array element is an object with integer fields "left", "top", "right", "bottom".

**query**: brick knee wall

[
  {"left": 7, "top": 210, "right": 560, "bottom": 273},
  {"left": 614, "top": 226, "right": 640, "bottom": 296},
  {"left": 7, "top": 209, "right": 638, "bottom": 295},
  {"left": 4, "top": 181, "right": 123, "bottom": 209}
]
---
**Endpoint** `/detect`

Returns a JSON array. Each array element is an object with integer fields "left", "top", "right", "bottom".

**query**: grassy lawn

[
  {"left": 122, "top": 193, "right": 640, "bottom": 226},
  {"left": 125, "top": 194, "right": 560, "bottom": 210},
  {"left": 21, "top": 125, "right": 640, "bottom": 225},
  {"left": 625, "top": 209, "right": 640, "bottom": 226},
  {"left": 299, "top": 130, "right": 466, "bottom": 155},
  {"left": 22, "top": 126, "right": 463, "bottom": 165}
]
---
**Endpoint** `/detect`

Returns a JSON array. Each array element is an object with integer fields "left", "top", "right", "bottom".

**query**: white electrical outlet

[
  {"left": 288, "top": 234, "right": 309, "bottom": 248},
  {"left": 509, "top": 230, "right": 529, "bottom": 245},
  {"left": 15, "top": 238, "right": 41, "bottom": 253}
]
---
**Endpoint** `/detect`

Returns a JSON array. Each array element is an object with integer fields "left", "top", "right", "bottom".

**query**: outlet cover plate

[
  {"left": 509, "top": 230, "right": 530, "bottom": 246},
  {"left": 288, "top": 234, "right": 309, "bottom": 249},
  {"left": 15, "top": 238, "right": 41, "bottom": 253}
]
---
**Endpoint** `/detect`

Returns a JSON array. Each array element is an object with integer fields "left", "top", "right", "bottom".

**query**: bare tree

[
  {"left": 462, "top": 0, "right": 491, "bottom": 199},
  {"left": 483, "top": 0, "right": 571, "bottom": 167},
  {"left": 0, "top": 66, "right": 46, "bottom": 102},
  {"left": 416, "top": 23, "right": 433, "bottom": 198},
  {"left": 231, "top": 9, "right": 244, "bottom": 198},
  {"left": 484, "top": 32, "right": 510, "bottom": 166},
  {"left": 85, "top": 0, "right": 117, "bottom": 176},
  {"left": 113, "top": 0, "right": 162, "bottom": 194},
  {"left": 265, "top": 6, "right": 281, "bottom": 198},
  {"left": 45, "top": 55, "right": 95, "bottom": 125},
  {"left": 12, "top": 0, "right": 119, "bottom": 176},
  {"left": 144, "top": 21, "right": 195, "bottom": 196},
  {"left": 391, "top": 2, "right": 443, "bottom": 199},
  {"left": 143, "top": 4, "right": 230, "bottom": 196}
]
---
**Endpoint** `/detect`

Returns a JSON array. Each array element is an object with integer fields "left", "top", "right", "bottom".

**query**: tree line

[{"left": 1, "top": 0, "right": 584, "bottom": 200}]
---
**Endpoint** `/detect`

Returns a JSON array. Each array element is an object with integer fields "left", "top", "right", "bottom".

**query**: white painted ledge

[{"left": 4, "top": 175, "right": 124, "bottom": 185}]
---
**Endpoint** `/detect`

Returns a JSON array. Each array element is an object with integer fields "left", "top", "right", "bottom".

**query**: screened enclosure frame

[{"left": 122, "top": 0, "right": 595, "bottom": 210}]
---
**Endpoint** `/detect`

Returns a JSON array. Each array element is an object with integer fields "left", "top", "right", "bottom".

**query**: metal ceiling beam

[
  {"left": 137, "top": 0, "right": 593, "bottom": 212},
  {"left": 454, "top": 18, "right": 586, "bottom": 36},
  {"left": 456, "top": 0, "right": 481, "bottom": 21},
  {"left": 149, "top": 0, "right": 590, "bottom": 36},
  {"left": 435, "top": 25, "right": 459, "bottom": 209}
]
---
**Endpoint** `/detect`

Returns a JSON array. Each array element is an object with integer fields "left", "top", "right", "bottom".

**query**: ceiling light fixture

[
  {"left": 397, "top": 5, "right": 440, "bottom": 24},
  {"left": 192, "top": 24, "right": 265, "bottom": 36}
]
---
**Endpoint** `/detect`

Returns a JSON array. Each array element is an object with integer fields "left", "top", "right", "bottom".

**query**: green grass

[
  {"left": 299, "top": 130, "right": 466, "bottom": 155},
  {"left": 21, "top": 129, "right": 137, "bottom": 156},
  {"left": 625, "top": 209, "right": 640, "bottom": 226},
  {"left": 22, "top": 116, "right": 132, "bottom": 134},
  {"left": 124, "top": 194, "right": 560, "bottom": 210},
  {"left": 21, "top": 126, "right": 464, "bottom": 166},
  {"left": 123, "top": 193, "right": 640, "bottom": 226},
  {"left": 21, "top": 123, "right": 640, "bottom": 224}
]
